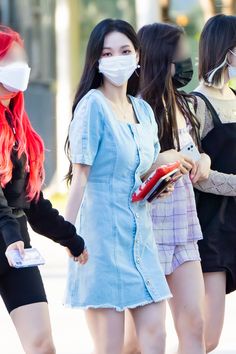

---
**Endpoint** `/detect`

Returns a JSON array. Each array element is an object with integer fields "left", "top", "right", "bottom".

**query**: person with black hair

[
  {"left": 64, "top": 19, "right": 171, "bottom": 354},
  {"left": 193, "top": 14, "right": 236, "bottom": 353}
]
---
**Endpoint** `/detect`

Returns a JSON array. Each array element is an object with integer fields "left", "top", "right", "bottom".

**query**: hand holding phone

[
  {"left": 5, "top": 248, "right": 45, "bottom": 268},
  {"left": 180, "top": 142, "right": 201, "bottom": 162}
]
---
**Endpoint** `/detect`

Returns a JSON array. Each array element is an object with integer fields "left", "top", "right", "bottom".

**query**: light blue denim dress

[{"left": 65, "top": 89, "right": 171, "bottom": 311}]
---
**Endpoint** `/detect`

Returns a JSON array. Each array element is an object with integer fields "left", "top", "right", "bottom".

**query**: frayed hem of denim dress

[{"left": 63, "top": 295, "right": 172, "bottom": 312}]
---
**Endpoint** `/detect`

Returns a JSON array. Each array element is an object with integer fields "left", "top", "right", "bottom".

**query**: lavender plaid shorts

[{"left": 157, "top": 242, "right": 201, "bottom": 275}]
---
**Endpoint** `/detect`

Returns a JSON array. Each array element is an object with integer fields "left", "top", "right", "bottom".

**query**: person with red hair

[{"left": 0, "top": 26, "right": 88, "bottom": 354}]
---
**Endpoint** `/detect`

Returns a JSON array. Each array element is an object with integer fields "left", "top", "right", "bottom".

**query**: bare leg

[
  {"left": 167, "top": 261, "right": 205, "bottom": 354},
  {"left": 10, "top": 302, "right": 56, "bottom": 354},
  {"left": 204, "top": 272, "right": 226, "bottom": 353},
  {"left": 122, "top": 310, "right": 141, "bottom": 354},
  {"left": 86, "top": 308, "right": 124, "bottom": 354},
  {"left": 131, "top": 301, "right": 166, "bottom": 354}
]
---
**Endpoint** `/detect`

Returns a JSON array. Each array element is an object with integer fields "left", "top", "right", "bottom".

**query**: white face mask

[
  {"left": 98, "top": 54, "right": 138, "bottom": 86},
  {"left": 228, "top": 50, "right": 236, "bottom": 79},
  {"left": 0, "top": 61, "right": 31, "bottom": 92}
]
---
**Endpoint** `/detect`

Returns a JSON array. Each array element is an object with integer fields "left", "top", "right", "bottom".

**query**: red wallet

[{"left": 132, "top": 161, "right": 181, "bottom": 203}]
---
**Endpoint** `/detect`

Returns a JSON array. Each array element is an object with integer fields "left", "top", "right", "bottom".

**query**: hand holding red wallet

[{"left": 132, "top": 161, "right": 182, "bottom": 203}]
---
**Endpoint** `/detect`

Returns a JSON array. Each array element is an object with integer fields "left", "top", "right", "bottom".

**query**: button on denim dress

[{"left": 65, "top": 89, "right": 171, "bottom": 311}]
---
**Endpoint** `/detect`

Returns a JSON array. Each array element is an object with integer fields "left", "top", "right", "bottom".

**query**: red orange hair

[{"left": 0, "top": 26, "right": 45, "bottom": 200}]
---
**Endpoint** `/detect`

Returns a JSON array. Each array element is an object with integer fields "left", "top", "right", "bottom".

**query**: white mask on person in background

[
  {"left": 98, "top": 54, "right": 138, "bottom": 86},
  {"left": 0, "top": 61, "right": 31, "bottom": 92}
]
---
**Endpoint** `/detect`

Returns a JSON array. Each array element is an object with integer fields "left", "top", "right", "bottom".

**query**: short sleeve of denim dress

[{"left": 65, "top": 89, "right": 171, "bottom": 311}]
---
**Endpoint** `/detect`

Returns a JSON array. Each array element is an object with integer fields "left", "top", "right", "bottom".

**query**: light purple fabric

[
  {"left": 157, "top": 242, "right": 201, "bottom": 275},
  {"left": 151, "top": 126, "right": 203, "bottom": 245}
]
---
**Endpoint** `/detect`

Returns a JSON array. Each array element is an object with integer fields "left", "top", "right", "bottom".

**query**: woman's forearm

[
  {"left": 141, "top": 150, "right": 178, "bottom": 181},
  {"left": 194, "top": 169, "right": 236, "bottom": 196},
  {"left": 65, "top": 164, "right": 90, "bottom": 225},
  {"left": 65, "top": 186, "right": 86, "bottom": 224}
]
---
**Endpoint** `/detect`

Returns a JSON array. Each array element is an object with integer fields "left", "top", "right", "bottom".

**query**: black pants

[{"left": 0, "top": 215, "right": 47, "bottom": 313}]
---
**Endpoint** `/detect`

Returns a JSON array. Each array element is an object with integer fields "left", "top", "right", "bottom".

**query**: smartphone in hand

[
  {"left": 180, "top": 142, "right": 201, "bottom": 162},
  {"left": 6, "top": 248, "right": 45, "bottom": 268}
]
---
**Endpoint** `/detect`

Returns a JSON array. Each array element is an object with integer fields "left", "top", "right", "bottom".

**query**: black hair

[
  {"left": 65, "top": 18, "right": 140, "bottom": 183},
  {"left": 199, "top": 14, "right": 236, "bottom": 87}
]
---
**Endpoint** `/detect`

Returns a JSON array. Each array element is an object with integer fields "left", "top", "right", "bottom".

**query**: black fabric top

[
  {"left": 0, "top": 112, "right": 84, "bottom": 257},
  {"left": 193, "top": 91, "right": 236, "bottom": 234}
]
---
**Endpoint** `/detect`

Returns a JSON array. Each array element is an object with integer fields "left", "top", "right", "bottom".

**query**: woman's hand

[
  {"left": 66, "top": 247, "right": 89, "bottom": 265},
  {"left": 190, "top": 153, "right": 211, "bottom": 184},
  {"left": 5, "top": 241, "right": 25, "bottom": 267},
  {"left": 156, "top": 149, "right": 195, "bottom": 175}
]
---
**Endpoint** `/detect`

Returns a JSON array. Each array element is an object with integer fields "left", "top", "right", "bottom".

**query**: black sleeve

[
  {"left": 24, "top": 191, "right": 85, "bottom": 257},
  {"left": 0, "top": 186, "right": 23, "bottom": 247}
]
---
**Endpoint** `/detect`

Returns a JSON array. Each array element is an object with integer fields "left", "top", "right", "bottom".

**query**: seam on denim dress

[
  {"left": 109, "top": 122, "right": 122, "bottom": 305},
  {"left": 127, "top": 118, "right": 156, "bottom": 299}
]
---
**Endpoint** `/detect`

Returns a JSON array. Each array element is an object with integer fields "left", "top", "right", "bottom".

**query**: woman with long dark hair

[
  {"left": 192, "top": 14, "right": 236, "bottom": 352},
  {"left": 0, "top": 26, "right": 87, "bottom": 354},
  {"left": 124, "top": 23, "right": 210, "bottom": 354},
  {"left": 64, "top": 18, "right": 171, "bottom": 354}
]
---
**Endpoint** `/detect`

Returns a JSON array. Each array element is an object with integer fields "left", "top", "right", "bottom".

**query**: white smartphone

[
  {"left": 6, "top": 248, "right": 45, "bottom": 268},
  {"left": 180, "top": 142, "right": 201, "bottom": 162}
]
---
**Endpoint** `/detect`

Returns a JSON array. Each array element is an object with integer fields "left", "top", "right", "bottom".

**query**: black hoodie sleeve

[
  {"left": 0, "top": 186, "right": 23, "bottom": 247},
  {"left": 24, "top": 191, "right": 85, "bottom": 257}
]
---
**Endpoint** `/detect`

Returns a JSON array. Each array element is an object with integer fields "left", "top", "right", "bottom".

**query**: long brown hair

[{"left": 138, "top": 23, "right": 200, "bottom": 151}]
